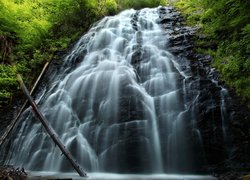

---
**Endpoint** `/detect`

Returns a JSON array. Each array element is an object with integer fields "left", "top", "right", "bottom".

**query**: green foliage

[
  {"left": 173, "top": 0, "right": 203, "bottom": 26},
  {"left": 173, "top": 0, "right": 250, "bottom": 105},
  {"left": 116, "top": 0, "right": 166, "bottom": 10},
  {"left": 104, "top": 0, "right": 118, "bottom": 15},
  {"left": 0, "top": 91, "right": 12, "bottom": 102},
  {"left": 199, "top": 0, "right": 250, "bottom": 38},
  {"left": 0, "top": 0, "right": 51, "bottom": 51},
  {"left": 0, "top": 0, "right": 167, "bottom": 105},
  {"left": 0, "top": 65, "right": 18, "bottom": 102}
]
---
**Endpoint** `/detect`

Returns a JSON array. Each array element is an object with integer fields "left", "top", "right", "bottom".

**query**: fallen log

[
  {"left": 0, "top": 62, "right": 49, "bottom": 146},
  {"left": 16, "top": 74, "right": 87, "bottom": 177}
]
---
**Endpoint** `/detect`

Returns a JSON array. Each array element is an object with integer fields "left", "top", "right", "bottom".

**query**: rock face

[{"left": 158, "top": 6, "right": 250, "bottom": 174}]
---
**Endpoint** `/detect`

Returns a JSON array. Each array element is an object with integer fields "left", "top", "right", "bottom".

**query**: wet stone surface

[
  {"left": 0, "top": 165, "right": 27, "bottom": 179},
  {"left": 158, "top": 6, "right": 250, "bottom": 176}
]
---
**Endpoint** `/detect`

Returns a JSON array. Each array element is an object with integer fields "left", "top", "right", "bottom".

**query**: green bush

[
  {"left": 104, "top": 0, "right": 118, "bottom": 15},
  {"left": 0, "top": 65, "right": 18, "bottom": 103}
]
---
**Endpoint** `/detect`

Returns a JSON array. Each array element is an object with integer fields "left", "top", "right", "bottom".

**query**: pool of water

[{"left": 28, "top": 172, "right": 217, "bottom": 180}]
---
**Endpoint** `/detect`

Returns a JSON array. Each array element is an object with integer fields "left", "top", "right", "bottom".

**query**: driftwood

[
  {"left": 0, "top": 62, "right": 49, "bottom": 146},
  {"left": 16, "top": 74, "right": 87, "bottom": 177}
]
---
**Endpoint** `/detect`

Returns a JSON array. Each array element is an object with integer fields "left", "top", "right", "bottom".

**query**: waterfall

[{"left": 0, "top": 7, "right": 229, "bottom": 176}]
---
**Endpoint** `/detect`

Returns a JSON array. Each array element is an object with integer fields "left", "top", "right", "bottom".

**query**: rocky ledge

[{"left": 158, "top": 5, "right": 250, "bottom": 178}]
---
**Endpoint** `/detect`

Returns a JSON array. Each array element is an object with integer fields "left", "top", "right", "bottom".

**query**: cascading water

[{"left": 0, "top": 7, "right": 228, "bottom": 178}]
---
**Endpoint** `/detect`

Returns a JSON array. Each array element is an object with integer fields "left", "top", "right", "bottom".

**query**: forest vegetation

[
  {"left": 0, "top": 0, "right": 249, "bottom": 107},
  {"left": 173, "top": 0, "right": 250, "bottom": 106},
  {"left": 0, "top": 0, "right": 166, "bottom": 105}
]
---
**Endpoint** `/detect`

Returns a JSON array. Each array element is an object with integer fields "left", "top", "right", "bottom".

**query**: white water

[
  {"left": 28, "top": 172, "right": 216, "bottom": 180},
  {"left": 1, "top": 7, "right": 217, "bottom": 175}
]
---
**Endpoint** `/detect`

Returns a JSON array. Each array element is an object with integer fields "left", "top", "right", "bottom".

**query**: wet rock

[
  {"left": 131, "top": 11, "right": 140, "bottom": 31},
  {"left": 168, "top": 45, "right": 193, "bottom": 54},
  {"left": 0, "top": 165, "right": 27, "bottom": 180},
  {"left": 157, "top": 6, "right": 250, "bottom": 175},
  {"left": 215, "top": 172, "right": 242, "bottom": 180},
  {"left": 157, "top": 16, "right": 175, "bottom": 24},
  {"left": 99, "top": 137, "right": 152, "bottom": 173}
]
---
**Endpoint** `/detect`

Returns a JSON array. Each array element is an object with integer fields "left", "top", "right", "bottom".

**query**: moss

[{"left": 173, "top": 0, "right": 250, "bottom": 106}]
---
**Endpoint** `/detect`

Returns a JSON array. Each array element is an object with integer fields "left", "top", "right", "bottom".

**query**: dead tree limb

[
  {"left": 0, "top": 62, "right": 49, "bottom": 146},
  {"left": 16, "top": 74, "right": 87, "bottom": 177}
]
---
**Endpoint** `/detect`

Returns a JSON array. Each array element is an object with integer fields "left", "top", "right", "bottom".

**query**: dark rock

[
  {"left": 0, "top": 165, "right": 27, "bottom": 180},
  {"left": 157, "top": 6, "right": 250, "bottom": 175},
  {"left": 99, "top": 137, "right": 152, "bottom": 173},
  {"left": 168, "top": 45, "right": 193, "bottom": 54}
]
